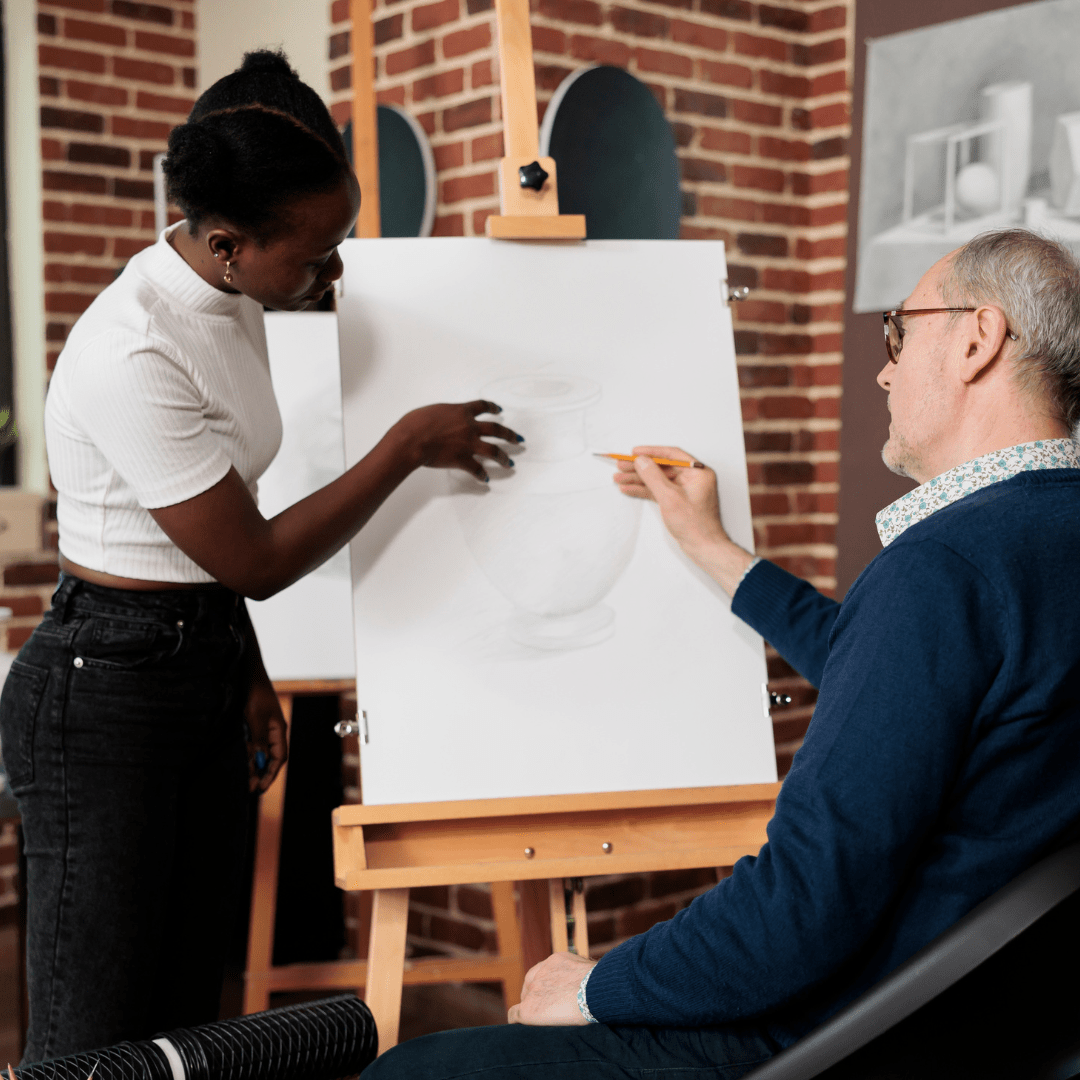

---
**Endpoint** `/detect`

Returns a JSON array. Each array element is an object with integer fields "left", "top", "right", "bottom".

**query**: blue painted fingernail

[
  {"left": 255, "top": 750, "right": 267, "bottom": 772},
  {"left": 516, "top": 435, "right": 525, "bottom": 443},
  {"left": 508, "top": 459, "right": 515, "bottom": 467}
]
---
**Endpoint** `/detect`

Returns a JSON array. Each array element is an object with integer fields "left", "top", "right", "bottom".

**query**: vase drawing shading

[{"left": 451, "top": 374, "right": 641, "bottom": 650}]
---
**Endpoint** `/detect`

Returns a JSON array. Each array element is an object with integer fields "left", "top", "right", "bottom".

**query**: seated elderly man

[{"left": 362, "top": 229, "right": 1080, "bottom": 1078}]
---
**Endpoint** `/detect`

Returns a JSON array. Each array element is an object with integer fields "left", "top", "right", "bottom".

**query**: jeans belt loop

[{"left": 53, "top": 572, "right": 83, "bottom": 624}]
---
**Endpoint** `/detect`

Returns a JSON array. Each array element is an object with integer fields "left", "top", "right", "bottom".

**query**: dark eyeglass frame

[{"left": 882, "top": 307, "right": 1018, "bottom": 364}]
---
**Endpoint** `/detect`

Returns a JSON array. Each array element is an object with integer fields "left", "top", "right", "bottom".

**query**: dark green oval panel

[
  {"left": 343, "top": 106, "right": 434, "bottom": 237},
  {"left": 541, "top": 66, "right": 681, "bottom": 240}
]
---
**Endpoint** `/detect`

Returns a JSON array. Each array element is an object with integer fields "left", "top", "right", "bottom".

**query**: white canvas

[
  {"left": 247, "top": 311, "right": 356, "bottom": 681},
  {"left": 338, "top": 238, "right": 776, "bottom": 804}
]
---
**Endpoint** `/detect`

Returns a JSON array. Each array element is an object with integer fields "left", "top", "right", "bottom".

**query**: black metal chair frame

[{"left": 746, "top": 842, "right": 1080, "bottom": 1080}]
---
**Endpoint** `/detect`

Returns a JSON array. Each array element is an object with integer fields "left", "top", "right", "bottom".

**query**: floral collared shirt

[{"left": 875, "top": 439, "right": 1080, "bottom": 547}]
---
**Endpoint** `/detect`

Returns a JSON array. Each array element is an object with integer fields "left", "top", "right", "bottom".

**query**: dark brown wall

[{"left": 836, "top": 0, "right": 1040, "bottom": 595}]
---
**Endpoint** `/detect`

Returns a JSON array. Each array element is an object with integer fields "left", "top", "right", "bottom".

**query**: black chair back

[{"left": 746, "top": 843, "right": 1080, "bottom": 1080}]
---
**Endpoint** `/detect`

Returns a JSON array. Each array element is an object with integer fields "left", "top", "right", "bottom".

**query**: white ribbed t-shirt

[{"left": 46, "top": 227, "right": 283, "bottom": 583}]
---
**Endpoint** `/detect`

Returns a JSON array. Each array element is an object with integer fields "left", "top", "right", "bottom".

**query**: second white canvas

[{"left": 338, "top": 238, "right": 776, "bottom": 805}]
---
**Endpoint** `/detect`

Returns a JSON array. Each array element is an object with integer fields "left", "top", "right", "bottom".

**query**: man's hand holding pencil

[{"left": 608, "top": 445, "right": 757, "bottom": 598}]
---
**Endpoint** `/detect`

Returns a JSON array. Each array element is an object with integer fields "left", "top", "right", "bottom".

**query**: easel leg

[
  {"left": 517, "top": 879, "right": 553, "bottom": 972},
  {"left": 242, "top": 692, "right": 293, "bottom": 1014},
  {"left": 570, "top": 880, "right": 590, "bottom": 958},
  {"left": 491, "top": 880, "right": 526, "bottom": 1009},
  {"left": 548, "top": 878, "right": 569, "bottom": 953},
  {"left": 366, "top": 888, "right": 410, "bottom": 1053}
]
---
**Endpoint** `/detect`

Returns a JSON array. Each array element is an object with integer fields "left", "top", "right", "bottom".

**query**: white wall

[
  {"left": 198, "top": 0, "right": 333, "bottom": 102},
  {"left": 2, "top": 0, "right": 47, "bottom": 493}
]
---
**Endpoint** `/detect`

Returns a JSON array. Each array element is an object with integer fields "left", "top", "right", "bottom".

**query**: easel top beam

[{"left": 337, "top": 782, "right": 782, "bottom": 825}]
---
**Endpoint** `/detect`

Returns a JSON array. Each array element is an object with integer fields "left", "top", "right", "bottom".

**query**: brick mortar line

[
  {"left": 40, "top": 44, "right": 197, "bottom": 68},
  {"left": 748, "top": 486, "right": 840, "bottom": 496},
  {"left": 742, "top": 419, "right": 842, "bottom": 429},
  {"left": 689, "top": 201, "right": 850, "bottom": 220},
  {"left": 756, "top": 513, "right": 839, "bottom": 524},
  {"left": 747, "top": 451, "right": 840, "bottom": 462},
  {"left": 38, "top": 76, "right": 194, "bottom": 98},
  {"left": 524, "top": 30, "right": 844, "bottom": 68},
  {"left": 39, "top": 20, "right": 197, "bottom": 39},
  {"left": 760, "top": 542, "right": 837, "bottom": 555},
  {"left": 525, "top": 7, "right": 848, "bottom": 47},
  {"left": 735, "top": 348, "right": 844, "bottom": 357},
  {"left": 732, "top": 322, "right": 845, "bottom": 333},
  {"left": 740, "top": 385, "right": 841, "bottom": 397},
  {"left": 44, "top": 194, "right": 163, "bottom": 207},
  {"left": 528, "top": 26, "right": 850, "bottom": 80},
  {"left": 370, "top": 10, "right": 495, "bottom": 51}
]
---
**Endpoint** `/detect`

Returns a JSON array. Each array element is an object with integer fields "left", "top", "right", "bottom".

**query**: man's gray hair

[{"left": 941, "top": 229, "right": 1080, "bottom": 429}]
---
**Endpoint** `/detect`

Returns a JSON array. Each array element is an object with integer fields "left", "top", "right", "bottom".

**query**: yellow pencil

[{"left": 594, "top": 453, "right": 706, "bottom": 469}]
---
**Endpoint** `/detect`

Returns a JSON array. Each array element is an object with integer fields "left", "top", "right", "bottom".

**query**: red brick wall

[
  {"left": 1, "top": 0, "right": 197, "bottom": 654},
  {"left": 329, "top": 0, "right": 853, "bottom": 969},
  {"left": 0, "top": 0, "right": 199, "bottom": 916},
  {"left": 37, "top": 0, "right": 196, "bottom": 373}
]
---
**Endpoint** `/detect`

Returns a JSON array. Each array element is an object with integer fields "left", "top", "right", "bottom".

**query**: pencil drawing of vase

[{"left": 452, "top": 374, "right": 641, "bottom": 650}]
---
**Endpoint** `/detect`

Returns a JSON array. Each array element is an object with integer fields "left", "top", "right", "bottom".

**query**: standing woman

[{"left": 0, "top": 50, "right": 519, "bottom": 1063}]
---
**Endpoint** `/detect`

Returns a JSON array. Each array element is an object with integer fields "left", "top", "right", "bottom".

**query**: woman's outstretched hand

[
  {"left": 392, "top": 399, "right": 523, "bottom": 483},
  {"left": 612, "top": 444, "right": 756, "bottom": 598},
  {"left": 149, "top": 401, "right": 523, "bottom": 601}
]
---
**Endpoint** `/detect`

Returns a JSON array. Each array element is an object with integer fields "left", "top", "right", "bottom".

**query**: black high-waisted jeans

[{"left": 0, "top": 574, "right": 252, "bottom": 1063}]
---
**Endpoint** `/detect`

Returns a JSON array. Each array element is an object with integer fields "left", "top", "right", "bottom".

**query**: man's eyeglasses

[{"left": 882, "top": 308, "right": 1018, "bottom": 364}]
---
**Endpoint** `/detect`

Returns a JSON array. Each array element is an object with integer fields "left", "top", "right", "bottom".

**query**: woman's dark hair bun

[
  {"left": 239, "top": 49, "right": 298, "bottom": 78},
  {"left": 164, "top": 123, "right": 230, "bottom": 210},
  {"left": 163, "top": 48, "right": 351, "bottom": 241}
]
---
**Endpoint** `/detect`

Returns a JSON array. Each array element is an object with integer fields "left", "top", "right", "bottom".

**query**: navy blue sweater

[{"left": 585, "top": 469, "right": 1080, "bottom": 1044}]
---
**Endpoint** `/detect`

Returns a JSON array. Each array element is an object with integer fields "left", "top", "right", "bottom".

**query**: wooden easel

[
  {"left": 243, "top": 678, "right": 355, "bottom": 1013},
  {"left": 333, "top": 785, "right": 780, "bottom": 1049},
  {"left": 308, "top": 0, "right": 779, "bottom": 1054},
  {"left": 349, "top": 0, "right": 585, "bottom": 242},
  {"left": 243, "top": 679, "right": 553, "bottom": 1015}
]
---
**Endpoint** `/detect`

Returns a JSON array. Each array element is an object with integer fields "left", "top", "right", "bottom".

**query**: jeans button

[{"left": 73, "top": 657, "right": 84, "bottom": 668}]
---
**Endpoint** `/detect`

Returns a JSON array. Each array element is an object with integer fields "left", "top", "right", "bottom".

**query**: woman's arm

[{"left": 150, "top": 399, "right": 519, "bottom": 600}]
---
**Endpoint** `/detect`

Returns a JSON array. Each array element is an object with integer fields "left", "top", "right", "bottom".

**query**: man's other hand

[{"left": 507, "top": 952, "right": 596, "bottom": 1026}]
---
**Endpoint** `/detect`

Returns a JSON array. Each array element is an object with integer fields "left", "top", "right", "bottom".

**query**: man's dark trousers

[{"left": 360, "top": 1021, "right": 779, "bottom": 1079}]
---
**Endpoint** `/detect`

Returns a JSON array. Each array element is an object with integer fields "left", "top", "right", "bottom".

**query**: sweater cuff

[
  {"left": 731, "top": 557, "right": 812, "bottom": 637},
  {"left": 574, "top": 945, "right": 632, "bottom": 1023}
]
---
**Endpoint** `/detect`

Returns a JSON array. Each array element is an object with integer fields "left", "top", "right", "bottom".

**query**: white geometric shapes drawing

[
  {"left": 900, "top": 83, "right": 1031, "bottom": 235},
  {"left": 982, "top": 82, "right": 1033, "bottom": 214},
  {"left": 954, "top": 162, "right": 1000, "bottom": 216},
  {"left": 451, "top": 375, "right": 641, "bottom": 651},
  {"left": 1050, "top": 111, "right": 1080, "bottom": 214}
]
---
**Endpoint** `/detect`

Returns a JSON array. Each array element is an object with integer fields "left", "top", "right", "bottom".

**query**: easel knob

[{"left": 519, "top": 161, "right": 550, "bottom": 191}]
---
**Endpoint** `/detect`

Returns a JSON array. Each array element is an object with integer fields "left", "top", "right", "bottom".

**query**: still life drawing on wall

[{"left": 854, "top": 0, "right": 1080, "bottom": 311}]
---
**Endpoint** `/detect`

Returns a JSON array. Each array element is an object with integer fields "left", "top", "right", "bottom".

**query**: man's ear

[{"left": 958, "top": 304, "right": 1010, "bottom": 384}]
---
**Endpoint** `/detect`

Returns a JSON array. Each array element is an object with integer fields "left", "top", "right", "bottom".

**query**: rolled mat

[{"left": 12, "top": 995, "right": 379, "bottom": 1080}]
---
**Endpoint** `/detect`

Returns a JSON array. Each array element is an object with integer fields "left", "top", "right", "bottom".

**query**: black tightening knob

[{"left": 519, "top": 161, "right": 549, "bottom": 191}]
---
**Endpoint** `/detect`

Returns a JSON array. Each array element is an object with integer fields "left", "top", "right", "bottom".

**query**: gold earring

[{"left": 224, "top": 259, "right": 233, "bottom": 284}]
